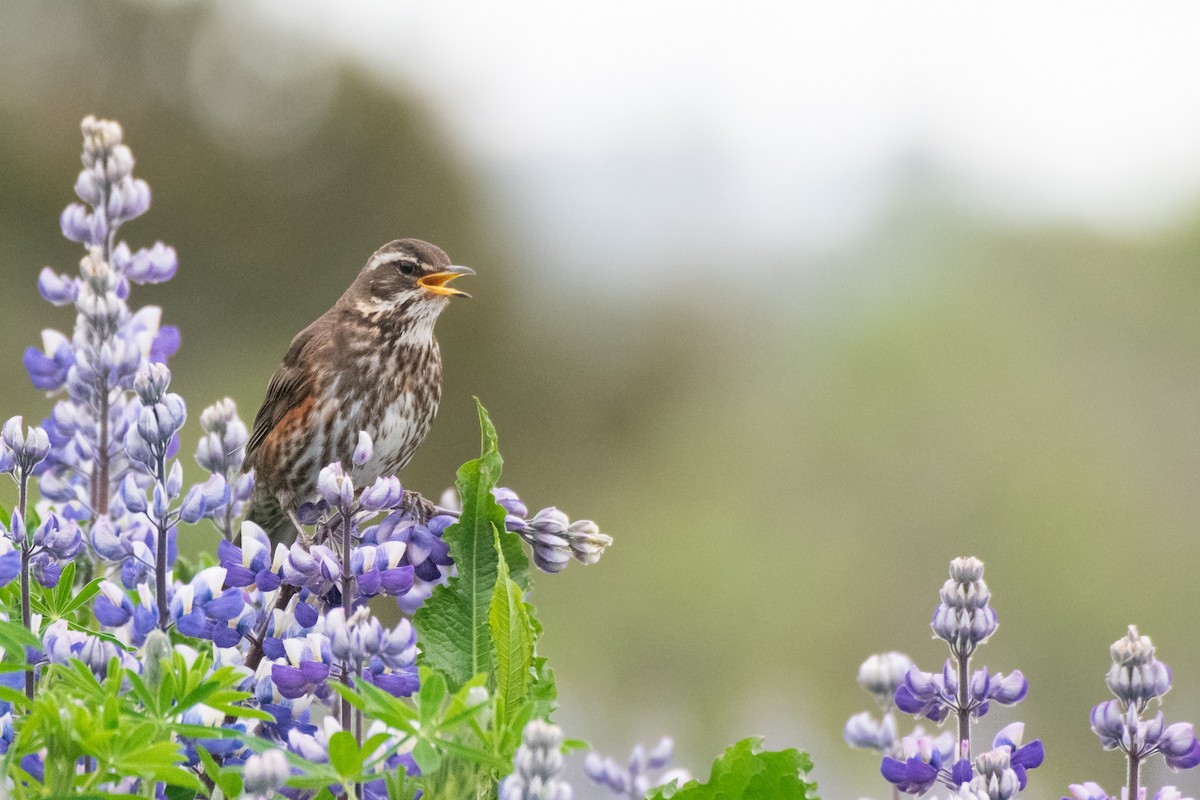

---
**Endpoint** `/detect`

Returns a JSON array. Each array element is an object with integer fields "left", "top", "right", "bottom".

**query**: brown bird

[{"left": 243, "top": 239, "right": 473, "bottom": 544}]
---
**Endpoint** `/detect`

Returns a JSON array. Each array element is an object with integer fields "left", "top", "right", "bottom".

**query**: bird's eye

[{"left": 398, "top": 261, "right": 417, "bottom": 276}]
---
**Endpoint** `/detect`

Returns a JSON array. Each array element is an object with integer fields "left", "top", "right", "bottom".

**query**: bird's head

[{"left": 348, "top": 239, "right": 474, "bottom": 319}]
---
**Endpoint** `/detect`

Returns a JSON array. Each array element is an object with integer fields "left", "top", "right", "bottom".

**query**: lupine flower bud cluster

[
  {"left": 933, "top": 556, "right": 998, "bottom": 658},
  {"left": 500, "top": 720, "right": 574, "bottom": 800},
  {"left": 851, "top": 558, "right": 1043, "bottom": 798},
  {"left": 584, "top": 737, "right": 691, "bottom": 798},
  {"left": 1072, "top": 627, "right": 1200, "bottom": 799},
  {"left": 845, "top": 652, "right": 911, "bottom": 755}
]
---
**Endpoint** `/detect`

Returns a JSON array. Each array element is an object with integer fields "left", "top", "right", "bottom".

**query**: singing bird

[{"left": 242, "top": 239, "right": 473, "bottom": 544}]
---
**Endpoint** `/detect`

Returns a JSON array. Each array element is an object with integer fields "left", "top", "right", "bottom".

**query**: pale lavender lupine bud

[
  {"left": 932, "top": 556, "right": 998, "bottom": 657},
  {"left": 243, "top": 749, "right": 290, "bottom": 799},
  {"left": 2, "top": 417, "right": 51, "bottom": 473},
  {"left": 360, "top": 476, "right": 403, "bottom": 511},
  {"left": 499, "top": 720, "right": 573, "bottom": 800},
  {"left": 566, "top": 519, "right": 611, "bottom": 565},
  {"left": 316, "top": 462, "right": 354, "bottom": 510},
  {"left": 37, "top": 268, "right": 78, "bottom": 306},
  {"left": 134, "top": 363, "right": 171, "bottom": 405},
  {"left": 1064, "top": 782, "right": 1113, "bottom": 800},
  {"left": 844, "top": 711, "right": 896, "bottom": 751},
  {"left": 1154, "top": 789, "right": 1196, "bottom": 800},
  {"left": 970, "top": 747, "right": 1020, "bottom": 800},
  {"left": 165, "top": 460, "right": 184, "bottom": 499},
  {"left": 1106, "top": 625, "right": 1172, "bottom": 708},
  {"left": 858, "top": 652, "right": 914, "bottom": 705},
  {"left": 195, "top": 398, "right": 249, "bottom": 475},
  {"left": 60, "top": 204, "right": 92, "bottom": 243},
  {"left": 125, "top": 242, "right": 177, "bottom": 284},
  {"left": 352, "top": 431, "right": 373, "bottom": 467}
]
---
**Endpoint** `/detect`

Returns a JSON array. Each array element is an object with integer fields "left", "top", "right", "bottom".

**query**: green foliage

[
  {"left": 645, "top": 738, "right": 819, "bottom": 800},
  {"left": 3, "top": 650, "right": 269, "bottom": 797},
  {"left": 408, "top": 402, "right": 560, "bottom": 794}
]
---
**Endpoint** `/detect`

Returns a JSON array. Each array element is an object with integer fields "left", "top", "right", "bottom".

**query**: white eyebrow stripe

[{"left": 367, "top": 251, "right": 416, "bottom": 271}]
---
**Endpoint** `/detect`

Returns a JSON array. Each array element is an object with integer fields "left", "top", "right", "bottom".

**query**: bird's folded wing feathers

[{"left": 243, "top": 326, "right": 320, "bottom": 469}]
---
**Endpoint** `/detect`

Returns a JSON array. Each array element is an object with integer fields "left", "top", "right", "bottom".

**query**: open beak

[{"left": 418, "top": 265, "right": 475, "bottom": 298}]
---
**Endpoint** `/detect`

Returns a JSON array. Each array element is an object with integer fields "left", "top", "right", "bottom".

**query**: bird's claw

[{"left": 401, "top": 490, "right": 437, "bottom": 524}]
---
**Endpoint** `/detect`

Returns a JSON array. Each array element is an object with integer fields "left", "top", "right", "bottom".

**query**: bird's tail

[{"left": 245, "top": 482, "right": 298, "bottom": 547}]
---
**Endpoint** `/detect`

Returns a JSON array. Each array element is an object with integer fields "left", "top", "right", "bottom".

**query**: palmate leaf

[
  {"left": 645, "top": 738, "right": 818, "bottom": 800},
  {"left": 415, "top": 401, "right": 529, "bottom": 690}
]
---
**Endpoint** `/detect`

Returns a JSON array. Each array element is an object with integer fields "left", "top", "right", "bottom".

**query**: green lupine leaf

[
  {"left": 0, "top": 616, "right": 42, "bottom": 651},
  {"left": 489, "top": 534, "right": 533, "bottom": 724},
  {"left": 414, "top": 401, "right": 510, "bottom": 690},
  {"left": 644, "top": 738, "right": 818, "bottom": 800},
  {"left": 327, "top": 730, "right": 364, "bottom": 777}
]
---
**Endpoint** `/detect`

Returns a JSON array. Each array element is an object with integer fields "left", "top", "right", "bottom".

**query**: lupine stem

[
  {"left": 957, "top": 650, "right": 970, "bottom": 761},
  {"left": 96, "top": 387, "right": 110, "bottom": 517},
  {"left": 155, "top": 453, "right": 170, "bottom": 631},
  {"left": 340, "top": 508, "right": 354, "bottom": 741},
  {"left": 1126, "top": 751, "right": 1139, "bottom": 800},
  {"left": 17, "top": 466, "right": 33, "bottom": 700}
]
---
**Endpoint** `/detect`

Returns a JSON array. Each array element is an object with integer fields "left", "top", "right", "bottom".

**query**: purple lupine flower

[
  {"left": 1085, "top": 627, "right": 1200, "bottom": 792},
  {"left": 324, "top": 607, "right": 419, "bottom": 696},
  {"left": 349, "top": 543, "right": 415, "bottom": 600},
  {"left": 989, "top": 722, "right": 1044, "bottom": 789},
  {"left": 366, "top": 512, "right": 453, "bottom": 583},
  {"left": 584, "top": 737, "right": 689, "bottom": 799},
  {"left": 880, "top": 732, "right": 954, "bottom": 796},
  {"left": 894, "top": 660, "right": 1027, "bottom": 723},
  {"left": 500, "top": 720, "right": 573, "bottom": 800},
  {"left": 281, "top": 543, "right": 342, "bottom": 595},
  {"left": 359, "top": 476, "right": 404, "bottom": 512},
  {"left": 217, "top": 522, "right": 282, "bottom": 591},
  {"left": 0, "top": 538, "right": 21, "bottom": 588},
  {"left": 23, "top": 330, "right": 74, "bottom": 392},
  {"left": 931, "top": 556, "right": 998, "bottom": 658},
  {"left": 171, "top": 567, "right": 245, "bottom": 647},
  {"left": 272, "top": 637, "right": 332, "bottom": 700},
  {"left": 178, "top": 474, "right": 231, "bottom": 524}
]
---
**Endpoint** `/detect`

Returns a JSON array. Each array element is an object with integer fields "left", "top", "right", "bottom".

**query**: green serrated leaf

[
  {"left": 414, "top": 400, "right": 509, "bottom": 690},
  {"left": 644, "top": 738, "right": 818, "bottom": 800},
  {"left": 489, "top": 532, "right": 532, "bottom": 722}
]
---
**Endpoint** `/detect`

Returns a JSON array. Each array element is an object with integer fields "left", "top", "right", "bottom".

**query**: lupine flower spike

[
  {"left": 856, "top": 557, "right": 1043, "bottom": 798},
  {"left": 584, "top": 737, "right": 692, "bottom": 798},
  {"left": 1071, "top": 627, "right": 1200, "bottom": 800},
  {"left": 500, "top": 720, "right": 574, "bottom": 800}
]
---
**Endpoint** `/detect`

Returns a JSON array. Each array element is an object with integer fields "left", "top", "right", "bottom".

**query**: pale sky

[{"left": 238, "top": 1, "right": 1200, "bottom": 277}]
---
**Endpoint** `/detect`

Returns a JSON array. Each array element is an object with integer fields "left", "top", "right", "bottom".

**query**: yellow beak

[{"left": 418, "top": 265, "right": 475, "bottom": 297}]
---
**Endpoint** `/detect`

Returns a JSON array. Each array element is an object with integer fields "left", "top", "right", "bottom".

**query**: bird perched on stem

[{"left": 242, "top": 239, "right": 473, "bottom": 545}]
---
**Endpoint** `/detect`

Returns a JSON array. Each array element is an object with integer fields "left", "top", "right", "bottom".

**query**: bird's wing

[{"left": 243, "top": 325, "right": 320, "bottom": 470}]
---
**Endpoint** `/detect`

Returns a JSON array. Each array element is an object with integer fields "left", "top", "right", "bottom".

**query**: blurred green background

[{"left": 3, "top": 2, "right": 1200, "bottom": 797}]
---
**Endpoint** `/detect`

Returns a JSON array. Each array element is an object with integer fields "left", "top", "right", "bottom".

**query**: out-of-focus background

[{"left": 3, "top": 1, "right": 1200, "bottom": 796}]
